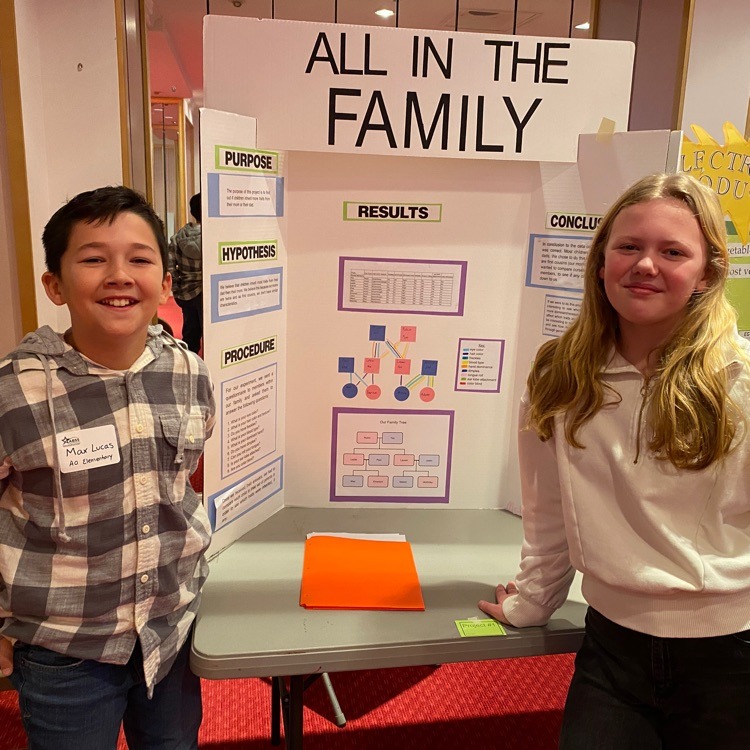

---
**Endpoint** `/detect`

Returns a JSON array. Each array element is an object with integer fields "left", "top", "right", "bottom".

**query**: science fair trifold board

[{"left": 200, "top": 17, "right": 678, "bottom": 555}]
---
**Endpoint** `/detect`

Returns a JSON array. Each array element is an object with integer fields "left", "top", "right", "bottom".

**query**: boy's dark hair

[
  {"left": 42, "top": 186, "right": 168, "bottom": 276},
  {"left": 189, "top": 193, "right": 202, "bottom": 224}
]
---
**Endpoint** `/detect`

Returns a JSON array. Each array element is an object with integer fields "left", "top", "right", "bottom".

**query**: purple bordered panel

[
  {"left": 525, "top": 233, "right": 592, "bottom": 294},
  {"left": 207, "top": 456, "right": 284, "bottom": 532},
  {"left": 454, "top": 338, "right": 505, "bottom": 393},
  {"left": 206, "top": 172, "right": 284, "bottom": 218},
  {"left": 330, "top": 407, "right": 454, "bottom": 504},
  {"left": 338, "top": 256, "right": 467, "bottom": 316},
  {"left": 210, "top": 266, "right": 283, "bottom": 323},
  {"left": 219, "top": 363, "right": 278, "bottom": 479}
]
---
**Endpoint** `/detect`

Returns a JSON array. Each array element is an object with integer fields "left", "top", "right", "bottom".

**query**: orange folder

[{"left": 299, "top": 536, "right": 425, "bottom": 610}]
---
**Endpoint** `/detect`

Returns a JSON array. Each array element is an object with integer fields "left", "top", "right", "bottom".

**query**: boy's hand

[{"left": 0, "top": 635, "right": 12, "bottom": 677}]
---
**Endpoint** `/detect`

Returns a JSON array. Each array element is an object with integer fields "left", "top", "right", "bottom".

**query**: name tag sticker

[
  {"left": 56, "top": 425, "right": 121, "bottom": 473},
  {"left": 455, "top": 618, "right": 506, "bottom": 637}
]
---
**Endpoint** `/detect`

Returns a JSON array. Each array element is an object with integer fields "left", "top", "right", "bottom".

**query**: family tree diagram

[
  {"left": 337, "top": 324, "right": 438, "bottom": 402},
  {"left": 331, "top": 407, "right": 453, "bottom": 503}
]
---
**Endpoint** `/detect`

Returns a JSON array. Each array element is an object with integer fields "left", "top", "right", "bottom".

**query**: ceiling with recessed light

[{"left": 146, "top": 0, "right": 594, "bottom": 107}]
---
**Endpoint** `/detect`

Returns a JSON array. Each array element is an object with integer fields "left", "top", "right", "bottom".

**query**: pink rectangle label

[
  {"left": 363, "top": 357, "right": 381, "bottom": 374},
  {"left": 343, "top": 453, "right": 365, "bottom": 465},
  {"left": 394, "top": 454, "right": 415, "bottom": 466},
  {"left": 394, "top": 358, "right": 411, "bottom": 375},
  {"left": 400, "top": 326, "right": 417, "bottom": 342}
]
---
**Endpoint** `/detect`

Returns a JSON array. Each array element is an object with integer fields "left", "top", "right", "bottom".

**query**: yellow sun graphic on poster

[
  {"left": 681, "top": 122, "right": 750, "bottom": 335},
  {"left": 681, "top": 122, "right": 750, "bottom": 243}
]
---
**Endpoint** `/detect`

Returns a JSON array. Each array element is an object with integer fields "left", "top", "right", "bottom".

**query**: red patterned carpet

[{"left": 0, "top": 653, "right": 574, "bottom": 749}]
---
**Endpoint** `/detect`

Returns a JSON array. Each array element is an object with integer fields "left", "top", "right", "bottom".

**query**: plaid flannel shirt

[
  {"left": 0, "top": 326, "right": 215, "bottom": 696},
  {"left": 168, "top": 223, "right": 203, "bottom": 301}
]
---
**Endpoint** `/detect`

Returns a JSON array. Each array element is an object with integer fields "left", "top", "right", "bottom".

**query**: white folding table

[{"left": 191, "top": 507, "right": 587, "bottom": 748}]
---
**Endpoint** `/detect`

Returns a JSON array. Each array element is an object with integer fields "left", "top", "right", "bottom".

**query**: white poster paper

[
  {"left": 205, "top": 17, "right": 634, "bottom": 162},
  {"left": 200, "top": 109, "right": 287, "bottom": 555}
]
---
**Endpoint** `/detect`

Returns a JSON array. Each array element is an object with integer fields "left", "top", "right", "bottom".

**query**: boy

[
  {"left": 168, "top": 193, "right": 203, "bottom": 354},
  {"left": 0, "top": 186, "right": 215, "bottom": 749}
]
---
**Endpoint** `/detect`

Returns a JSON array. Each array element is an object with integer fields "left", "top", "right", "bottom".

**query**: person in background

[
  {"left": 479, "top": 173, "right": 750, "bottom": 749},
  {"left": 0, "top": 186, "right": 215, "bottom": 749},
  {"left": 168, "top": 193, "right": 203, "bottom": 354}
]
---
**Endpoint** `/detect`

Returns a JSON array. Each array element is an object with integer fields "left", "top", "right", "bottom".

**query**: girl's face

[{"left": 599, "top": 198, "right": 710, "bottom": 344}]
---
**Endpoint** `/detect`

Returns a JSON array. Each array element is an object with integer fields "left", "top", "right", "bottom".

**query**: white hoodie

[{"left": 503, "top": 335, "right": 750, "bottom": 638}]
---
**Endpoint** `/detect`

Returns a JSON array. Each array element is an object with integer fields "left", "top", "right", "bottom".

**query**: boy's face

[{"left": 42, "top": 211, "right": 171, "bottom": 363}]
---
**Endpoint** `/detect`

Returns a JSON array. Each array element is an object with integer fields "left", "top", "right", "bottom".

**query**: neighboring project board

[
  {"left": 681, "top": 122, "right": 750, "bottom": 336},
  {"left": 200, "top": 17, "right": 661, "bottom": 551}
]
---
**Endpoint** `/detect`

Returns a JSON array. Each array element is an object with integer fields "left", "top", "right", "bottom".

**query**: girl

[{"left": 479, "top": 173, "right": 750, "bottom": 749}]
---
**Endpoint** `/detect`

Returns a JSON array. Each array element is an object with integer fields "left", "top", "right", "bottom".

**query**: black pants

[
  {"left": 175, "top": 294, "right": 203, "bottom": 354},
  {"left": 560, "top": 607, "right": 750, "bottom": 749}
]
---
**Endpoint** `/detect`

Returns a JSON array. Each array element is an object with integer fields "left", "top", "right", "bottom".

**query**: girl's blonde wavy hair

[{"left": 527, "top": 172, "right": 742, "bottom": 469}]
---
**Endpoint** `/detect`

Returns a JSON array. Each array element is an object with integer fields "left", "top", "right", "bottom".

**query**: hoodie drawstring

[{"left": 37, "top": 354, "right": 72, "bottom": 544}]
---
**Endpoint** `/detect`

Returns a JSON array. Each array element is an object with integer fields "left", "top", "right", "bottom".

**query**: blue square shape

[
  {"left": 338, "top": 357, "right": 355, "bottom": 373},
  {"left": 421, "top": 359, "right": 438, "bottom": 376},
  {"left": 369, "top": 325, "right": 386, "bottom": 342}
]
